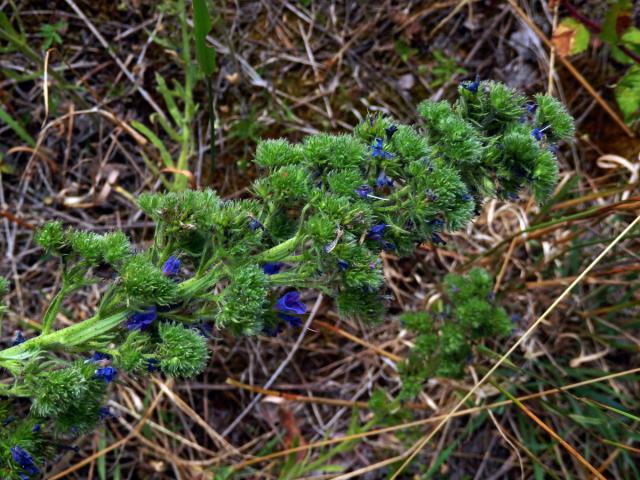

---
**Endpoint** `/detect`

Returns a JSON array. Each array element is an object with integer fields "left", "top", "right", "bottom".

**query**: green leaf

[
  {"left": 131, "top": 120, "right": 175, "bottom": 168},
  {"left": 568, "top": 413, "right": 605, "bottom": 427},
  {"left": 556, "top": 18, "right": 590, "bottom": 55},
  {"left": 601, "top": 0, "right": 632, "bottom": 44},
  {"left": 615, "top": 65, "right": 640, "bottom": 124},
  {"left": 0, "top": 103, "right": 35, "bottom": 147},
  {"left": 394, "top": 39, "right": 417, "bottom": 62},
  {"left": 193, "top": 0, "right": 216, "bottom": 76},
  {"left": 621, "top": 26, "right": 640, "bottom": 44}
]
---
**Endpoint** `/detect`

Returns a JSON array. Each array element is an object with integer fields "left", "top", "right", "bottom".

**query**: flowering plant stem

[{"left": 0, "top": 80, "right": 575, "bottom": 479}]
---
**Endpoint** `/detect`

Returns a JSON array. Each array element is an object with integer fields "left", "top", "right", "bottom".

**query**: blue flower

[
  {"left": 3, "top": 416, "right": 15, "bottom": 426},
  {"left": 249, "top": 218, "right": 264, "bottom": 231},
  {"left": 371, "top": 138, "right": 393, "bottom": 159},
  {"left": 431, "top": 232, "right": 447, "bottom": 246},
  {"left": 428, "top": 218, "right": 444, "bottom": 230},
  {"left": 511, "top": 313, "right": 522, "bottom": 324},
  {"left": 10, "top": 446, "right": 39, "bottom": 475},
  {"left": 526, "top": 102, "right": 537, "bottom": 114},
  {"left": 531, "top": 127, "right": 543, "bottom": 141},
  {"left": 90, "top": 351, "right": 112, "bottom": 362},
  {"left": 12, "top": 331, "right": 25, "bottom": 346},
  {"left": 532, "top": 125, "right": 551, "bottom": 141},
  {"left": 425, "top": 189, "right": 438, "bottom": 202},
  {"left": 263, "top": 262, "right": 283, "bottom": 275},
  {"left": 32, "top": 424, "right": 41, "bottom": 433},
  {"left": 337, "top": 259, "right": 349, "bottom": 271},
  {"left": 193, "top": 322, "right": 213, "bottom": 338},
  {"left": 355, "top": 185, "right": 373, "bottom": 199},
  {"left": 461, "top": 193, "right": 472, "bottom": 202},
  {"left": 99, "top": 407, "right": 115, "bottom": 420},
  {"left": 146, "top": 358, "right": 161, "bottom": 372},
  {"left": 367, "top": 223, "right": 386, "bottom": 241},
  {"left": 382, "top": 241, "right": 396, "bottom": 251},
  {"left": 462, "top": 75, "right": 480, "bottom": 93},
  {"left": 507, "top": 191, "right": 520, "bottom": 201},
  {"left": 278, "top": 313, "right": 303, "bottom": 328},
  {"left": 276, "top": 291, "right": 307, "bottom": 315},
  {"left": 376, "top": 171, "right": 393, "bottom": 188},
  {"left": 385, "top": 124, "right": 398, "bottom": 141},
  {"left": 162, "top": 256, "right": 181, "bottom": 276},
  {"left": 94, "top": 366, "right": 117, "bottom": 383},
  {"left": 126, "top": 306, "right": 157, "bottom": 331}
]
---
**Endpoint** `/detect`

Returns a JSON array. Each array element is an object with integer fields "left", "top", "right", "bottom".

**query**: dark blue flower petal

[
  {"left": 376, "top": 171, "right": 393, "bottom": 188},
  {"left": 507, "top": 191, "right": 520, "bottom": 201},
  {"left": 461, "top": 193, "right": 472, "bottom": 202},
  {"left": 278, "top": 313, "right": 303, "bottom": 328},
  {"left": 531, "top": 127, "right": 544, "bottom": 141},
  {"left": 126, "top": 307, "right": 158, "bottom": 331},
  {"left": 276, "top": 291, "right": 307, "bottom": 315},
  {"left": 99, "top": 407, "right": 115, "bottom": 420},
  {"left": 90, "top": 351, "right": 112, "bottom": 362},
  {"left": 94, "top": 366, "right": 118, "bottom": 383},
  {"left": 162, "top": 256, "right": 181, "bottom": 276},
  {"left": 32, "top": 424, "right": 41, "bottom": 433},
  {"left": 367, "top": 222, "right": 386, "bottom": 240},
  {"left": 385, "top": 125, "right": 398, "bottom": 141},
  {"left": 355, "top": 185, "right": 373, "bottom": 199},
  {"left": 431, "top": 232, "right": 447, "bottom": 246},
  {"left": 146, "top": 358, "right": 161, "bottom": 372},
  {"left": 428, "top": 218, "right": 445, "bottom": 231},
  {"left": 462, "top": 75, "right": 480, "bottom": 93},
  {"left": 526, "top": 102, "right": 537, "bottom": 114},
  {"left": 371, "top": 137, "right": 384, "bottom": 157},
  {"left": 12, "top": 331, "right": 25, "bottom": 346},
  {"left": 381, "top": 241, "right": 396, "bottom": 251},
  {"left": 249, "top": 218, "right": 264, "bottom": 231},
  {"left": 263, "top": 262, "right": 283, "bottom": 275},
  {"left": 337, "top": 259, "right": 349, "bottom": 271},
  {"left": 11, "top": 446, "right": 39, "bottom": 475}
]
